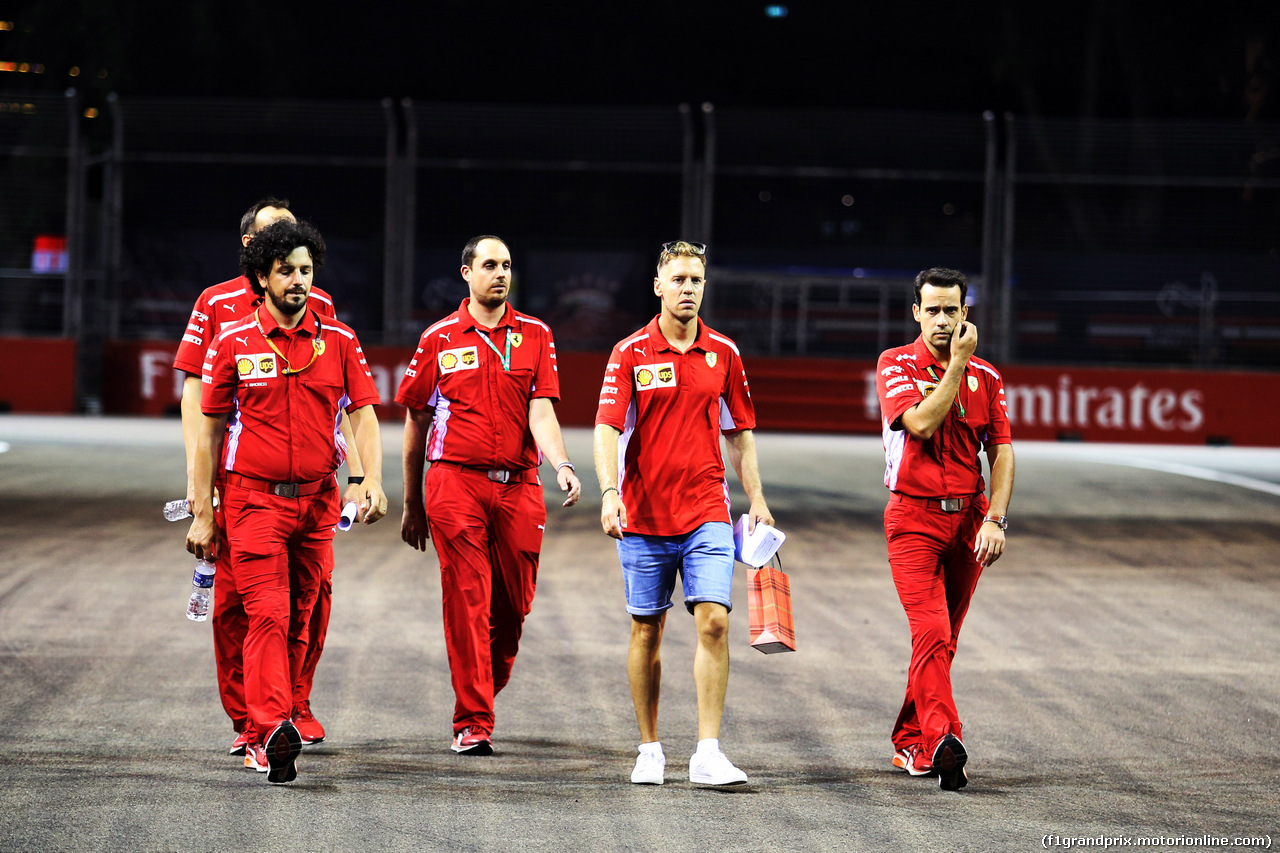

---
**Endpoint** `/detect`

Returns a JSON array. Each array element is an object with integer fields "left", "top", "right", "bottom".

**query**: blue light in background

[{"left": 765, "top": 5, "right": 789, "bottom": 18}]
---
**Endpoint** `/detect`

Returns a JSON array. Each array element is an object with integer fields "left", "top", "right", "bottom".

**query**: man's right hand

[
  {"left": 401, "top": 502, "right": 431, "bottom": 552},
  {"left": 186, "top": 512, "right": 221, "bottom": 562},
  {"left": 600, "top": 491, "right": 627, "bottom": 540},
  {"left": 950, "top": 320, "right": 978, "bottom": 362}
]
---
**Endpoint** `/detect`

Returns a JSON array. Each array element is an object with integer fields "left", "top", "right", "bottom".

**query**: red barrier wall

[
  {"left": 72, "top": 339, "right": 1280, "bottom": 447},
  {"left": 0, "top": 338, "right": 77, "bottom": 413}
]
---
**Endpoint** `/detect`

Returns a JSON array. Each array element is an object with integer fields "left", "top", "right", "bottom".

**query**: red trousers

[
  {"left": 884, "top": 495, "right": 988, "bottom": 753},
  {"left": 211, "top": 553, "right": 332, "bottom": 736},
  {"left": 221, "top": 482, "right": 337, "bottom": 739},
  {"left": 425, "top": 464, "right": 546, "bottom": 735}
]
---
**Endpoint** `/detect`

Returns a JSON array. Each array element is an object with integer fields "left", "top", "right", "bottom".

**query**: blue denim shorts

[{"left": 617, "top": 521, "right": 735, "bottom": 616}]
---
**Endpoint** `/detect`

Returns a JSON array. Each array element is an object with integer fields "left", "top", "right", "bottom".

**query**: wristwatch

[{"left": 983, "top": 515, "right": 1008, "bottom": 530}]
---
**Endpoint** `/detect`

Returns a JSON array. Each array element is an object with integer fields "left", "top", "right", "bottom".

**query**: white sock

[
  {"left": 696, "top": 737, "right": 720, "bottom": 754},
  {"left": 639, "top": 741, "right": 664, "bottom": 757}
]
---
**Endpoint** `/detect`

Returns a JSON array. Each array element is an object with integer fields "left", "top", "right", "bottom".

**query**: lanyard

[
  {"left": 255, "top": 307, "right": 324, "bottom": 375},
  {"left": 475, "top": 329, "right": 512, "bottom": 371},
  {"left": 925, "top": 365, "right": 965, "bottom": 418}
]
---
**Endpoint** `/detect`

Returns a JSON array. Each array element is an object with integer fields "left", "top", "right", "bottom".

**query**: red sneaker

[
  {"left": 229, "top": 731, "right": 250, "bottom": 756},
  {"left": 292, "top": 700, "right": 326, "bottom": 745},
  {"left": 450, "top": 727, "right": 493, "bottom": 755},
  {"left": 892, "top": 745, "right": 934, "bottom": 776},
  {"left": 244, "top": 743, "right": 268, "bottom": 773}
]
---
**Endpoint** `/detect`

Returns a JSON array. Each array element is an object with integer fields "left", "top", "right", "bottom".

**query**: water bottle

[
  {"left": 186, "top": 559, "right": 216, "bottom": 622},
  {"left": 164, "top": 499, "right": 191, "bottom": 522}
]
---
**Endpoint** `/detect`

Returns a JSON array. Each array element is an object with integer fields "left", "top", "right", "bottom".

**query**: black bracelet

[
  {"left": 601, "top": 487, "right": 619, "bottom": 497},
  {"left": 348, "top": 476, "right": 365, "bottom": 485}
]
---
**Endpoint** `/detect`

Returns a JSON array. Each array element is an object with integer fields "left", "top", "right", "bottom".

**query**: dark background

[{"left": 4, "top": 0, "right": 1278, "bottom": 121}]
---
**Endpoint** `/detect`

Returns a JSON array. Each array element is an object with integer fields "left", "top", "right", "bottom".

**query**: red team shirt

[
  {"left": 394, "top": 299, "right": 560, "bottom": 471},
  {"left": 876, "top": 335, "right": 1012, "bottom": 498},
  {"left": 201, "top": 306, "right": 379, "bottom": 483},
  {"left": 173, "top": 275, "right": 336, "bottom": 376},
  {"left": 595, "top": 316, "right": 755, "bottom": 537}
]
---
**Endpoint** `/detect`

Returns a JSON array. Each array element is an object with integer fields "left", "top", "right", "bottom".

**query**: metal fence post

[
  {"left": 679, "top": 103, "right": 696, "bottom": 239},
  {"left": 105, "top": 93, "right": 124, "bottom": 339},
  {"left": 62, "top": 89, "right": 81, "bottom": 340},
  {"left": 979, "top": 110, "right": 1000, "bottom": 337},
  {"left": 381, "top": 98, "right": 402, "bottom": 346},
  {"left": 400, "top": 97, "right": 417, "bottom": 345},
  {"left": 699, "top": 102, "right": 716, "bottom": 244},
  {"left": 1000, "top": 112, "right": 1017, "bottom": 363}
]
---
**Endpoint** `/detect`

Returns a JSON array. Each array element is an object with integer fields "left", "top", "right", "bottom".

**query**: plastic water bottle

[
  {"left": 164, "top": 499, "right": 191, "bottom": 522},
  {"left": 186, "top": 559, "right": 216, "bottom": 622}
]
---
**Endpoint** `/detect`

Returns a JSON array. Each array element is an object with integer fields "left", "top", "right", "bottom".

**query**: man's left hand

[
  {"left": 358, "top": 481, "right": 389, "bottom": 524},
  {"left": 974, "top": 522, "right": 1005, "bottom": 567},
  {"left": 746, "top": 499, "right": 774, "bottom": 533},
  {"left": 557, "top": 467, "right": 581, "bottom": 508}
]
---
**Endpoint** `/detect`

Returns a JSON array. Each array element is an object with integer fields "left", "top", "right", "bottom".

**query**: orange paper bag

[{"left": 746, "top": 557, "right": 796, "bottom": 654}]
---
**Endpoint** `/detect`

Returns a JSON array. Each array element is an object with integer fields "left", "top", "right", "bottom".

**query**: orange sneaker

[{"left": 892, "top": 745, "right": 935, "bottom": 776}]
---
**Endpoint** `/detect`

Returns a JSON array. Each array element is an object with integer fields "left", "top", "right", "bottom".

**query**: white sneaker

[
  {"left": 631, "top": 749, "right": 666, "bottom": 784},
  {"left": 689, "top": 748, "right": 748, "bottom": 785}
]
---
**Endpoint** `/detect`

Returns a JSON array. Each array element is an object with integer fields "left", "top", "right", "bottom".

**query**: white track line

[{"left": 1102, "top": 456, "right": 1280, "bottom": 497}]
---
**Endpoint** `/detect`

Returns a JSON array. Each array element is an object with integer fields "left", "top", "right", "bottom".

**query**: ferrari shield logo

[
  {"left": 316, "top": 339, "right": 326, "bottom": 357},
  {"left": 705, "top": 352, "right": 717, "bottom": 368},
  {"left": 509, "top": 333, "right": 523, "bottom": 348},
  {"left": 967, "top": 375, "right": 978, "bottom": 392}
]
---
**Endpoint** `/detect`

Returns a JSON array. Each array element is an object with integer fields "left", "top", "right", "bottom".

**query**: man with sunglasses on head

[
  {"left": 876, "top": 267, "right": 1015, "bottom": 791},
  {"left": 187, "top": 219, "right": 386, "bottom": 784},
  {"left": 172, "top": 198, "right": 363, "bottom": 758},
  {"left": 594, "top": 240, "right": 773, "bottom": 787},
  {"left": 397, "top": 235, "right": 581, "bottom": 757}
]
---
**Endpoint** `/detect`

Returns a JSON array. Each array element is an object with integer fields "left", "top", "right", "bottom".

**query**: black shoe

[
  {"left": 265, "top": 720, "right": 302, "bottom": 784},
  {"left": 932, "top": 734, "right": 968, "bottom": 791}
]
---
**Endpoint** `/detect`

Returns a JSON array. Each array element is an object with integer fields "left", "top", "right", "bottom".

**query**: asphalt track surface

[{"left": 1, "top": 415, "right": 1278, "bottom": 852}]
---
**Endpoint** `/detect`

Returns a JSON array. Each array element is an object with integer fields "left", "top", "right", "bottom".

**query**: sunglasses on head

[{"left": 661, "top": 241, "right": 707, "bottom": 255}]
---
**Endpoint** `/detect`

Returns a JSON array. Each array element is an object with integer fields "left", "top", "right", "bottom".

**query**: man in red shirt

[
  {"left": 172, "top": 198, "right": 361, "bottom": 755},
  {"left": 397, "top": 235, "right": 581, "bottom": 756},
  {"left": 875, "top": 267, "right": 1015, "bottom": 791},
  {"left": 594, "top": 240, "right": 773, "bottom": 787},
  {"left": 187, "top": 219, "right": 386, "bottom": 784}
]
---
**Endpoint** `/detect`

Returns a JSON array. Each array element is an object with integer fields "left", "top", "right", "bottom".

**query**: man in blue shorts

[{"left": 593, "top": 240, "right": 774, "bottom": 786}]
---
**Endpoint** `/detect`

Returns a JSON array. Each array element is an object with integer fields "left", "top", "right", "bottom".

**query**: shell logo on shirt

[
  {"left": 440, "top": 346, "right": 480, "bottom": 374},
  {"left": 917, "top": 379, "right": 937, "bottom": 397},
  {"left": 635, "top": 362, "right": 677, "bottom": 391},
  {"left": 237, "top": 353, "right": 278, "bottom": 379}
]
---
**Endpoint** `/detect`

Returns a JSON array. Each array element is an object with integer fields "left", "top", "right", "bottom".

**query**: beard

[
  {"left": 269, "top": 289, "right": 308, "bottom": 316},
  {"left": 473, "top": 289, "right": 509, "bottom": 310}
]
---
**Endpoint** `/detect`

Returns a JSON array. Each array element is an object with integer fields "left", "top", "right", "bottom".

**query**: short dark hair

[
  {"left": 461, "top": 235, "right": 507, "bottom": 268},
  {"left": 240, "top": 219, "right": 326, "bottom": 296},
  {"left": 913, "top": 267, "right": 968, "bottom": 305},
  {"left": 239, "top": 197, "right": 292, "bottom": 238}
]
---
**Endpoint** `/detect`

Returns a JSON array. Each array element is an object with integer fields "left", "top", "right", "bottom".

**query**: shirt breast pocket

[
  {"left": 503, "top": 366, "right": 535, "bottom": 393},
  {"left": 300, "top": 375, "right": 347, "bottom": 409}
]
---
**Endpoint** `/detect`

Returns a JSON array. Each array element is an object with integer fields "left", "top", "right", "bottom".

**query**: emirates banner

[{"left": 75, "top": 340, "right": 1275, "bottom": 447}]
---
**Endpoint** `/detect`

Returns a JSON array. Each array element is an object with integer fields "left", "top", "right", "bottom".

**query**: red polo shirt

[
  {"left": 595, "top": 316, "right": 755, "bottom": 537},
  {"left": 202, "top": 305, "right": 379, "bottom": 483},
  {"left": 394, "top": 299, "right": 560, "bottom": 471},
  {"left": 876, "top": 335, "right": 1012, "bottom": 498},
  {"left": 173, "top": 276, "right": 336, "bottom": 375}
]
